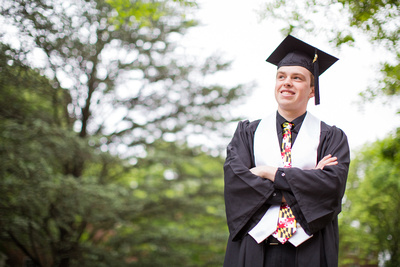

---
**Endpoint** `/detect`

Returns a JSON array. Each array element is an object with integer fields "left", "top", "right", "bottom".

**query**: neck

[{"left": 277, "top": 108, "right": 307, "bottom": 122}]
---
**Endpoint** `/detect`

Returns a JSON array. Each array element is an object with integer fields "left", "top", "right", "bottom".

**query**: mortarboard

[{"left": 266, "top": 35, "right": 338, "bottom": 105}]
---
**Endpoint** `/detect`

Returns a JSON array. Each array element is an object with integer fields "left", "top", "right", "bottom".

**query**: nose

[{"left": 283, "top": 77, "right": 292, "bottom": 87}]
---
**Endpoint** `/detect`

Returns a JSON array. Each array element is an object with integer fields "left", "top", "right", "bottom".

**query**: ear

[{"left": 309, "top": 86, "right": 315, "bottom": 99}]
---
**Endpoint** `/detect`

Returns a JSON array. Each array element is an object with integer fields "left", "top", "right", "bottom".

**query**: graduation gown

[{"left": 223, "top": 117, "right": 350, "bottom": 267}]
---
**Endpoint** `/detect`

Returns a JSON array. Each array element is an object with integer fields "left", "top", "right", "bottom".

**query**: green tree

[
  {"left": 0, "top": 44, "right": 133, "bottom": 266},
  {"left": 339, "top": 131, "right": 400, "bottom": 266},
  {"left": 0, "top": 0, "right": 245, "bottom": 160},
  {"left": 258, "top": 0, "right": 399, "bottom": 109},
  {"left": 0, "top": 49, "right": 228, "bottom": 266},
  {"left": 109, "top": 140, "right": 227, "bottom": 267},
  {"left": 0, "top": 0, "right": 243, "bottom": 265}
]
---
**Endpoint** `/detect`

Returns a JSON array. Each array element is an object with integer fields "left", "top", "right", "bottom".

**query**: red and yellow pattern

[
  {"left": 274, "top": 204, "right": 297, "bottom": 243},
  {"left": 281, "top": 122, "right": 293, "bottom": 168},
  {"left": 272, "top": 122, "right": 297, "bottom": 244}
]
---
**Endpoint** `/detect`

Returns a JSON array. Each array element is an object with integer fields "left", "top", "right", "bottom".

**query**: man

[{"left": 223, "top": 35, "right": 350, "bottom": 266}]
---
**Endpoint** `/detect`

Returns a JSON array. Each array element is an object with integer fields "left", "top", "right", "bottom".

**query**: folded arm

[
  {"left": 250, "top": 154, "right": 338, "bottom": 181},
  {"left": 250, "top": 154, "right": 338, "bottom": 204}
]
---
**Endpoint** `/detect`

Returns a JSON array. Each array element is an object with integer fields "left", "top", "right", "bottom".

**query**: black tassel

[{"left": 313, "top": 48, "right": 320, "bottom": 105}]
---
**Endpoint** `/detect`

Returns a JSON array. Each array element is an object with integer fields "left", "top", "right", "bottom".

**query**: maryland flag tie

[
  {"left": 281, "top": 122, "right": 293, "bottom": 168},
  {"left": 272, "top": 122, "right": 297, "bottom": 243}
]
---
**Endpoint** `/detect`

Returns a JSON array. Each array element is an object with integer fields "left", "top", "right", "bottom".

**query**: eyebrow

[{"left": 276, "top": 71, "right": 306, "bottom": 77}]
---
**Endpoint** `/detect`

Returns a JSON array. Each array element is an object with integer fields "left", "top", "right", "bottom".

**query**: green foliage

[
  {"left": 0, "top": 55, "right": 228, "bottom": 265},
  {"left": 106, "top": 0, "right": 197, "bottom": 28},
  {"left": 0, "top": 0, "right": 247, "bottom": 149},
  {"left": 0, "top": 49, "right": 131, "bottom": 266},
  {"left": 380, "top": 60, "right": 400, "bottom": 97},
  {"left": 107, "top": 141, "right": 227, "bottom": 266},
  {"left": 339, "top": 131, "right": 400, "bottom": 266},
  {"left": 337, "top": 0, "right": 400, "bottom": 47},
  {"left": 0, "top": 0, "right": 236, "bottom": 265},
  {"left": 259, "top": 0, "right": 399, "bottom": 49}
]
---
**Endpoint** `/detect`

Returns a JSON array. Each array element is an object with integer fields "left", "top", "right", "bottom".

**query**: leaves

[
  {"left": 339, "top": 131, "right": 400, "bottom": 266},
  {"left": 0, "top": 0, "right": 234, "bottom": 265},
  {"left": 1, "top": 0, "right": 248, "bottom": 151}
]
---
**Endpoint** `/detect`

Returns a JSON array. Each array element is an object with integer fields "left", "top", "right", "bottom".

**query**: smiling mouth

[{"left": 280, "top": 90, "right": 295, "bottom": 96}]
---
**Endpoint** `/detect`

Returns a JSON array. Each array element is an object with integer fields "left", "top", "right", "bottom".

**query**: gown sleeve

[
  {"left": 224, "top": 120, "right": 283, "bottom": 241},
  {"left": 274, "top": 122, "right": 350, "bottom": 234}
]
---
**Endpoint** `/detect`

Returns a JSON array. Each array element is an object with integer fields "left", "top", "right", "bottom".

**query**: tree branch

[{"left": 7, "top": 230, "right": 43, "bottom": 267}]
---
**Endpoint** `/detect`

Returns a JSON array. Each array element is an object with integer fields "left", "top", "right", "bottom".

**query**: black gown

[{"left": 223, "top": 117, "right": 350, "bottom": 267}]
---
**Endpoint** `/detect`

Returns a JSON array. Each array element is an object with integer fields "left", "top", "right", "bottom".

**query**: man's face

[{"left": 274, "top": 66, "right": 315, "bottom": 116}]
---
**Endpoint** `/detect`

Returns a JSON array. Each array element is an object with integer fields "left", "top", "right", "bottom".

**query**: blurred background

[{"left": 0, "top": 0, "right": 399, "bottom": 266}]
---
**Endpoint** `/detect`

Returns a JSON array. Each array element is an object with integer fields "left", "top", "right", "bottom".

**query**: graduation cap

[{"left": 266, "top": 35, "right": 338, "bottom": 105}]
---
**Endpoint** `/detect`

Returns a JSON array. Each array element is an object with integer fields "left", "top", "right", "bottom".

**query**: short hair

[{"left": 310, "top": 73, "right": 315, "bottom": 87}]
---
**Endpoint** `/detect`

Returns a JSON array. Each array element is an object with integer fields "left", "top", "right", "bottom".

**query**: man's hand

[
  {"left": 315, "top": 154, "right": 338, "bottom": 170},
  {"left": 250, "top": 166, "right": 278, "bottom": 181},
  {"left": 250, "top": 166, "right": 285, "bottom": 202}
]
